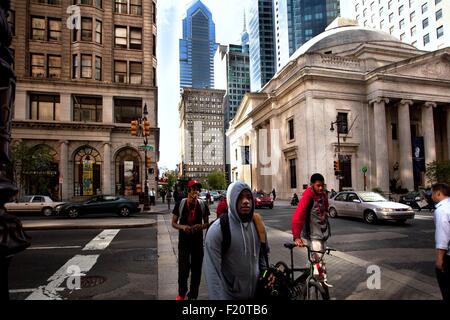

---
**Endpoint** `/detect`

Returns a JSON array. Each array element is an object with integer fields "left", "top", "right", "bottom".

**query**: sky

[{"left": 157, "top": 0, "right": 354, "bottom": 174}]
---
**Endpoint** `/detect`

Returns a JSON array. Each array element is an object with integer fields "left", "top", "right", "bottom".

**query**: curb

[{"left": 22, "top": 219, "right": 157, "bottom": 231}]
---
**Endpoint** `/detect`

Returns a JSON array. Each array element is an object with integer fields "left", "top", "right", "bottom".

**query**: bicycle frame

[{"left": 283, "top": 243, "right": 335, "bottom": 300}]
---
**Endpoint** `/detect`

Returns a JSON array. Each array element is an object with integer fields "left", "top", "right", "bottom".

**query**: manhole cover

[{"left": 80, "top": 276, "right": 106, "bottom": 288}]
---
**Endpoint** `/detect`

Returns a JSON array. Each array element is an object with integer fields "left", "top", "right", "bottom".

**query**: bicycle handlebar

[{"left": 283, "top": 242, "right": 336, "bottom": 255}]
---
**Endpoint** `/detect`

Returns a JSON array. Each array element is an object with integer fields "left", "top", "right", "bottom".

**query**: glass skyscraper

[
  {"left": 249, "top": 0, "right": 276, "bottom": 91},
  {"left": 180, "top": 0, "right": 218, "bottom": 89},
  {"left": 275, "top": 0, "right": 340, "bottom": 70}
]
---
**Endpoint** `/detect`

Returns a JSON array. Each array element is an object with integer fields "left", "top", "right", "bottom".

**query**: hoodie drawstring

[
  {"left": 240, "top": 223, "right": 247, "bottom": 255},
  {"left": 250, "top": 224, "right": 257, "bottom": 258}
]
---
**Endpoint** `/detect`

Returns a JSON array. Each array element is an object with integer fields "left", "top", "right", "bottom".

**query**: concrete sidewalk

[{"left": 157, "top": 208, "right": 441, "bottom": 300}]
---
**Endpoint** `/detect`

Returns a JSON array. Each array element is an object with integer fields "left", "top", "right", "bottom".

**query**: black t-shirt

[{"left": 173, "top": 199, "right": 210, "bottom": 240}]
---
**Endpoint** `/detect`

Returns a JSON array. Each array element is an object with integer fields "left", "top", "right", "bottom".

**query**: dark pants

[
  {"left": 150, "top": 196, "right": 156, "bottom": 206},
  {"left": 0, "top": 257, "right": 11, "bottom": 301},
  {"left": 436, "top": 255, "right": 450, "bottom": 301},
  {"left": 178, "top": 237, "right": 204, "bottom": 299},
  {"left": 162, "top": 196, "right": 165, "bottom": 203}
]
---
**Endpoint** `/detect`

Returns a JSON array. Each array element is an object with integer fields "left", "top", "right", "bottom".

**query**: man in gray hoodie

[{"left": 204, "top": 181, "right": 268, "bottom": 300}]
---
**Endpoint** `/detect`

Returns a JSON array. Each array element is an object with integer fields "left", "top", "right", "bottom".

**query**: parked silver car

[
  {"left": 328, "top": 191, "right": 415, "bottom": 224},
  {"left": 5, "top": 195, "right": 65, "bottom": 217}
]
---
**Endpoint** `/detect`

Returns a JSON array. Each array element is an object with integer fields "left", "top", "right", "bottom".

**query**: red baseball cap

[{"left": 187, "top": 180, "right": 202, "bottom": 189}]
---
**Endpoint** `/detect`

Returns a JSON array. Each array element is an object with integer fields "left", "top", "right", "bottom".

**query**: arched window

[{"left": 74, "top": 146, "right": 102, "bottom": 196}]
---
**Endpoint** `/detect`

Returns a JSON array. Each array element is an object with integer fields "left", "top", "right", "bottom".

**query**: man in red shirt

[
  {"left": 172, "top": 180, "right": 210, "bottom": 300},
  {"left": 291, "top": 173, "right": 331, "bottom": 252}
]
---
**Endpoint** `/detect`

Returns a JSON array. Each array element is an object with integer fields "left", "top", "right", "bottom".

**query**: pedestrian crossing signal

[{"left": 130, "top": 120, "right": 138, "bottom": 136}]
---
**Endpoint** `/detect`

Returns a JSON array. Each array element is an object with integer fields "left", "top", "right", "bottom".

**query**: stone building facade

[
  {"left": 228, "top": 20, "right": 450, "bottom": 199},
  {"left": 9, "top": 0, "right": 159, "bottom": 200},
  {"left": 179, "top": 88, "right": 225, "bottom": 179}
]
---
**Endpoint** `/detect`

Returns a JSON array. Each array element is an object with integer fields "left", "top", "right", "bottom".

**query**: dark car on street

[{"left": 54, "top": 195, "right": 141, "bottom": 218}]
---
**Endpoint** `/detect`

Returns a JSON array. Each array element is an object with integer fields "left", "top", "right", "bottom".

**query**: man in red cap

[{"left": 172, "top": 179, "right": 210, "bottom": 300}]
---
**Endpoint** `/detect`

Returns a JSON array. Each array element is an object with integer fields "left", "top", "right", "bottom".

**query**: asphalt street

[{"left": 8, "top": 227, "right": 157, "bottom": 300}]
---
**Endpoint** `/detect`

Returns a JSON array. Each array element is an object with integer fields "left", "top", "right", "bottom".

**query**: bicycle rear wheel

[{"left": 307, "top": 281, "right": 330, "bottom": 300}]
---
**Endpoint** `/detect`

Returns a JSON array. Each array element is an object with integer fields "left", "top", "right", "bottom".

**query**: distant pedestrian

[
  {"left": 206, "top": 191, "right": 212, "bottom": 206},
  {"left": 431, "top": 183, "right": 450, "bottom": 301},
  {"left": 166, "top": 190, "right": 173, "bottom": 211},
  {"left": 172, "top": 180, "right": 210, "bottom": 300},
  {"left": 160, "top": 189, "right": 167, "bottom": 203},
  {"left": 216, "top": 195, "right": 228, "bottom": 218},
  {"left": 149, "top": 188, "right": 156, "bottom": 206},
  {"left": 271, "top": 188, "right": 277, "bottom": 201}
]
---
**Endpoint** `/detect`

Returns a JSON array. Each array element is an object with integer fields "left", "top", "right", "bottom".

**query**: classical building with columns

[
  {"left": 9, "top": 0, "right": 159, "bottom": 200},
  {"left": 227, "top": 19, "right": 450, "bottom": 199}
]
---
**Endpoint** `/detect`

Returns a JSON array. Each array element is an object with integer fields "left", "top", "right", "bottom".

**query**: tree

[
  {"left": 164, "top": 170, "right": 178, "bottom": 191},
  {"left": 207, "top": 170, "right": 227, "bottom": 190},
  {"left": 9, "top": 141, "right": 55, "bottom": 197},
  {"left": 426, "top": 161, "right": 450, "bottom": 184}
]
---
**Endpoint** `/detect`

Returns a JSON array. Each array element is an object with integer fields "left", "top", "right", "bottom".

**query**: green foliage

[
  {"left": 207, "top": 170, "right": 227, "bottom": 190},
  {"left": 426, "top": 161, "right": 450, "bottom": 184},
  {"left": 10, "top": 141, "right": 56, "bottom": 196},
  {"left": 164, "top": 170, "right": 178, "bottom": 191}
]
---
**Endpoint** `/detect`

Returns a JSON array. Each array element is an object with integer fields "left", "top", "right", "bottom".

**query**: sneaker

[{"left": 176, "top": 295, "right": 185, "bottom": 300}]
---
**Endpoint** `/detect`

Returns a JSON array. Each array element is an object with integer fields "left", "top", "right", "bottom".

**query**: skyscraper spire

[
  {"left": 241, "top": 9, "right": 249, "bottom": 49},
  {"left": 243, "top": 10, "right": 247, "bottom": 33}
]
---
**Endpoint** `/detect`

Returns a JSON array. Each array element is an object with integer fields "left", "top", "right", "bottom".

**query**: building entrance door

[{"left": 339, "top": 155, "right": 352, "bottom": 191}]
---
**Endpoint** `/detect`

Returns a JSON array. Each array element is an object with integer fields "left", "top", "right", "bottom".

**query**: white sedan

[
  {"left": 328, "top": 191, "right": 415, "bottom": 224},
  {"left": 5, "top": 195, "right": 65, "bottom": 217}
]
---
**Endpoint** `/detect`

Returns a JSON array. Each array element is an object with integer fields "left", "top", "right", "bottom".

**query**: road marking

[
  {"left": 26, "top": 255, "right": 99, "bottom": 300},
  {"left": 29, "top": 246, "right": 82, "bottom": 250},
  {"left": 82, "top": 229, "right": 120, "bottom": 251},
  {"left": 10, "top": 288, "right": 64, "bottom": 294},
  {"left": 415, "top": 215, "right": 434, "bottom": 221}
]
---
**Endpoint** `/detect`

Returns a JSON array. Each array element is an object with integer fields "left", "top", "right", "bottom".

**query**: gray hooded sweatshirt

[{"left": 203, "top": 181, "right": 267, "bottom": 300}]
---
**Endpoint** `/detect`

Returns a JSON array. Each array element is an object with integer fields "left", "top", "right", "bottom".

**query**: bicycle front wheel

[{"left": 307, "top": 281, "right": 330, "bottom": 300}]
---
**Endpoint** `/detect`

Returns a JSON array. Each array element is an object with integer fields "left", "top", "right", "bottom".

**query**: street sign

[
  {"left": 138, "top": 145, "right": 154, "bottom": 151},
  {"left": 361, "top": 166, "right": 368, "bottom": 173}
]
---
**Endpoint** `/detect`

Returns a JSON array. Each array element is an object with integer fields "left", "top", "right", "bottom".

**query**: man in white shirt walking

[{"left": 432, "top": 183, "right": 450, "bottom": 301}]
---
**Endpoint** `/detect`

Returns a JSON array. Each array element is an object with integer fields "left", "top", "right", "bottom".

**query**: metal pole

[
  {"left": 143, "top": 137, "right": 150, "bottom": 211},
  {"left": 337, "top": 122, "right": 342, "bottom": 192}
]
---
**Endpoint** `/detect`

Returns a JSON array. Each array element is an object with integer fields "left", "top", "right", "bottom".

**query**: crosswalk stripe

[{"left": 82, "top": 229, "right": 120, "bottom": 251}]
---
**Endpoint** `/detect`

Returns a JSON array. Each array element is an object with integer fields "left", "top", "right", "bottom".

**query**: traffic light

[
  {"left": 334, "top": 160, "right": 340, "bottom": 176},
  {"left": 145, "top": 155, "right": 152, "bottom": 168},
  {"left": 130, "top": 120, "right": 138, "bottom": 136},
  {"left": 142, "top": 119, "right": 150, "bottom": 137}
]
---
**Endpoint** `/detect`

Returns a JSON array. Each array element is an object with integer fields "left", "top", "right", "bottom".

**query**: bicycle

[{"left": 266, "top": 243, "right": 335, "bottom": 300}]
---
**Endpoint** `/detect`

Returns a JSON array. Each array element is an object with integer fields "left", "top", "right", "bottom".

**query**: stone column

[
  {"left": 103, "top": 143, "right": 112, "bottom": 195},
  {"left": 103, "top": 96, "right": 114, "bottom": 124},
  {"left": 60, "top": 93, "right": 71, "bottom": 122},
  {"left": 447, "top": 107, "right": 450, "bottom": 160},
  {"left": 59, "top": 141, "right": 69, "bottom": 201},
  {"left": 372, "top": 98, "right": 390, "bottom": 192},
  {"left": 398, "top": 100, "right": 414, "bottom": 191},
  {"left": 422, "top": 102, "right": 437, "bottom": 167}
]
